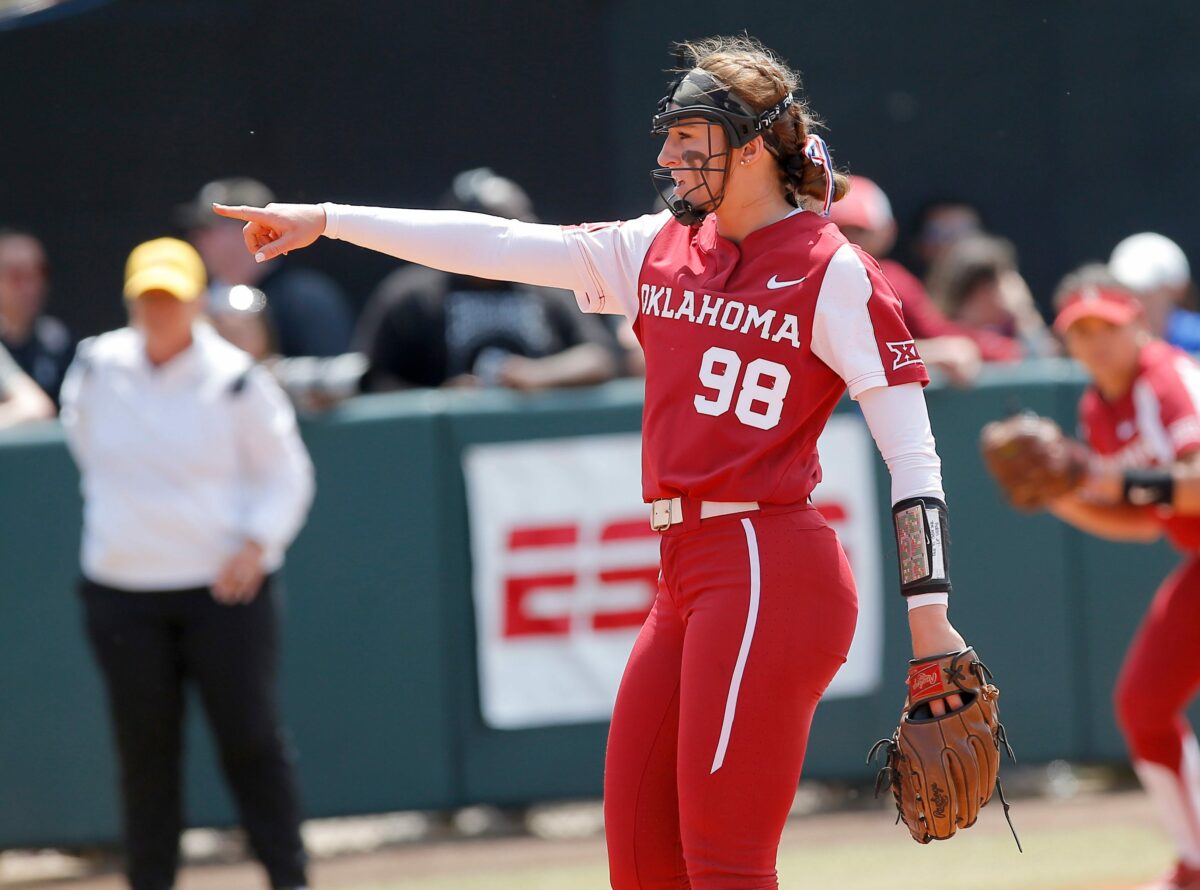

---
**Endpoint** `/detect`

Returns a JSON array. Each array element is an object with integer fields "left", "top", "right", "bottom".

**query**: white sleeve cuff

[
  {"left": 321, "top": 202, "right": 341, "bottom": 239},
  {"left": 906, "top": 592, "right": 950, "bottom": 610}
]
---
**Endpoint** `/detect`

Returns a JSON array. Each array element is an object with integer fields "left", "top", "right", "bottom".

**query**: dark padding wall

[{"left": 2, "top": 1, "right": 1198, "bottom": 338}]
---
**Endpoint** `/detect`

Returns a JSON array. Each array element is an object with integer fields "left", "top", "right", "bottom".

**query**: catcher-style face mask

[{"left": 651, "top": 69, "right": 794, "bottom": 226}]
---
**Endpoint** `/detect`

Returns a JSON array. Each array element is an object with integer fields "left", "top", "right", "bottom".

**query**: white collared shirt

[{"left": 60, "top": 323, "right": 315, "bottom": 591}]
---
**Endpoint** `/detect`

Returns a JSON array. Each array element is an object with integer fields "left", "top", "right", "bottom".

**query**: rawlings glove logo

[{"left": 908, "top": 662, "right": 945, "bottom": 698}]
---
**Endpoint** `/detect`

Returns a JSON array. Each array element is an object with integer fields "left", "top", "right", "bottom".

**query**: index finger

[{"left": 212, "top": 203, "right": 272, "bottom": 223}]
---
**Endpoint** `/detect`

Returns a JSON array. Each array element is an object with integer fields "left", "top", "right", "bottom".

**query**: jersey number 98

[{"left": 694, "top": 346, "right": 792, "bottom": 430}]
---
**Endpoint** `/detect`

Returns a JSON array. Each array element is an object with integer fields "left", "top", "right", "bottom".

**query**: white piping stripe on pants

[
  {"left": 711, "top": 517, "right": 762, "bottom": 774},
  {"left": 1134, "top": 732, "right": 1200, "bottom": 866}
]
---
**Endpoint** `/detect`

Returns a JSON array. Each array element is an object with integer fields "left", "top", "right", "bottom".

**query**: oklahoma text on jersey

[{"left": 639, "top": 284, "right": 805, "bottom": 349}]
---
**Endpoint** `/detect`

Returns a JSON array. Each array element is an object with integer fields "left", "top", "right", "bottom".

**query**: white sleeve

[
  {"left": 322, "top": 204, "right": 670, "bottom": 320},
  {"left": 321, "top": 204, "right": 580, "bottom": 291},
  {"left": 811, "top": 243, "right": 926, "bottom": 399},
  {"left": 856, "top": 382, "right": 944, "bottom": 504},
  {"left": 234, "top": 367, "right": 316, "bottom": 565}
]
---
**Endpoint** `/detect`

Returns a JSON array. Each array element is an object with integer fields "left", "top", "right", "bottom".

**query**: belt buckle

[{"left": 650, "top": 499, "right": 673, "bottom": 532}]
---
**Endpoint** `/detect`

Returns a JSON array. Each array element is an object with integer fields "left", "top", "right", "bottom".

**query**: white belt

[{"left": 649, "top": 498, "right": 760, "bottom": 532}]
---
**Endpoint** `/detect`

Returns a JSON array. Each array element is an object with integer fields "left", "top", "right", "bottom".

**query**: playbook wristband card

[{"left": 892, "top": 496, "right": 952, "bottom": 597}]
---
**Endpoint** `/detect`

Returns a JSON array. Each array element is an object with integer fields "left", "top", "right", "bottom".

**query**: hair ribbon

[{"left": 803, "top": 134, "right": 835, "bottom": 216}]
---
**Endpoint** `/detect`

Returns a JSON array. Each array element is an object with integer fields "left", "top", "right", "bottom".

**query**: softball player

[
  {"left": 1049, "top": 268, "right": 1200, "bottom": 890},
  {"left": 217, "top": 35, "right": 971, "bottom": 890}
]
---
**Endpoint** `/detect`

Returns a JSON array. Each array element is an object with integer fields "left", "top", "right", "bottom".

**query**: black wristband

[
  {"left": 1122, "top": 468, "right": 1174, "bottom": 506},
  {"left": 892, "top": 496, "right": 952, "bottom": 597}
]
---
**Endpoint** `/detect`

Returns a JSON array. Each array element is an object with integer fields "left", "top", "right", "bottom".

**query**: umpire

[{"left": 59, "top": 238, "right": 315, "bottom": 890}]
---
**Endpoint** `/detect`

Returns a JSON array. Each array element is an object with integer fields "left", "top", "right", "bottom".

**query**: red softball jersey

[
  {"left": 1080, "top": 339, "right": 1200, "bottom": 550},
  {"left": 563, "top": 209, "right": 929, "bottom": 504}
]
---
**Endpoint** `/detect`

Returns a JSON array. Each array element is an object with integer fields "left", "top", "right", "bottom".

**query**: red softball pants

[
  {"left": 1114, "top": 555, "right": 1200, "bottom": 771},
  {"left": 604, "top": 503, "right": 858, "bottom": 890}
]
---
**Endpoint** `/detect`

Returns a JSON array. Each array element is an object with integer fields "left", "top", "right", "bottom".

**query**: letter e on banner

[{"left": 464, "top": 434, "right": 658, "bottom": 729}]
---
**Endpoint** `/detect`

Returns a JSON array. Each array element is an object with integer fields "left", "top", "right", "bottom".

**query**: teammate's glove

[
  {"left": 979, "top": 412, "right": 1089, "bottom": 510},
  {"left": 868, "top": 648, "right": 1020, "bottom": 848}
]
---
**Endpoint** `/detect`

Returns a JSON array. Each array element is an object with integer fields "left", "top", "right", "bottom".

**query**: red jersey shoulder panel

[{"left": 812, "top": 245, "right": 929, "bottom": 399}]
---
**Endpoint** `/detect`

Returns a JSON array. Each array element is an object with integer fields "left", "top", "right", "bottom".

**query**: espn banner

[{"left": 463, "top": 418, "right": 882, "bottom": 730}]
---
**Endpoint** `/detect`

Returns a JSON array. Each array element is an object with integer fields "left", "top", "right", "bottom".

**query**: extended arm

[
  {"left": 1052, "top": 450, "right": 1200, "bottom": 538},
  {"left": 322, "top": 206, "right": 580, "bottom": 290},
  {"left": 498, "top": 294, "right": 620, "bottom": 390},
  {"left": 214, "top": 202, "right": 581, "bottom": 291},
  {"left": 1046, "top": 494, "right": 1162, "bottom": 542},
  {"left": 498, "top": 345, "right": 617, "bottom": 390}
]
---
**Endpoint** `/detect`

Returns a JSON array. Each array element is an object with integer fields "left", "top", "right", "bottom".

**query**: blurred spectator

[
  {"left": 207, "top": 283, "right": 366, "bottom": 413},
  {"left": 1109, "top": 232, "right": 1200, "bottom": 352},
  {"left": 0, "top": 338, "right": 54, "bottom": 427},
  {"left": 207, "top": 283, "right": 276, "bottom": 361},
  {"left": 177, "top": 177, "right": 354, "bottom": 357},
  {"left": 60, "top": 237, "right": 314, "bottom": 890},
  {"left": 831, "top": 176, "right": 996, "bottom": 385},
  {"left": 906, "top": 197, "right": 984, "bottom": 278},
  {"left": 0, "top": 228, "right": 74, "bottom": 403},
  {"left": 268, "top": 351, "right": 368, "bottom": 413},
  {"left": 356, "top": 168, "right": 619, "bottom": 391},
  {"left": 927, "top": 234, "right": 1056, "bottom": 358}
]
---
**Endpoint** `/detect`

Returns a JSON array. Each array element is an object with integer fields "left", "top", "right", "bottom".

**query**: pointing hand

[{"left": 212, "top": 202, "right": 327, "bottom": 263}]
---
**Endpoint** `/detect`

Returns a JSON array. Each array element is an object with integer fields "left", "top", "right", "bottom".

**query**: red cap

[
  {"left": 1053, "top": 285, "right": 1143, "bottom": 333},
  {"left": 828, "top": 175, "right": 893, "bottom": 231}
]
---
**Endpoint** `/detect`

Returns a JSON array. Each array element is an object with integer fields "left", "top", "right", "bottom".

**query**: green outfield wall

[{"left": 0, "top": 362, "right": 1184, "bottom": 848}]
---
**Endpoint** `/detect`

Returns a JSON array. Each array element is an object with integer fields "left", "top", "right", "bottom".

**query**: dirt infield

[{"left": 2, "top": 785, "right": 1175, "bottom": 890}]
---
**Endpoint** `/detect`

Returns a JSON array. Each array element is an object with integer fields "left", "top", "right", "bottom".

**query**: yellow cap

[{"left": 123, "top": 237, "right": 206, "bottom": 302}]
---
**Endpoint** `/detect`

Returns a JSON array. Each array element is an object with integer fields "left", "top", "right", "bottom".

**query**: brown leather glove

[
  {"left": 869, "top": 648, "right": 1020, "bottom": 847},
  {"left": 980, "top": 413, "right": 1089, "bottom": 510}
]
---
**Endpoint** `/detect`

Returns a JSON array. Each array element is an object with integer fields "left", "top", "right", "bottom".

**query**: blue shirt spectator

[{"left": 1111, "top": 232, "right": 1198, "bottom": 352}]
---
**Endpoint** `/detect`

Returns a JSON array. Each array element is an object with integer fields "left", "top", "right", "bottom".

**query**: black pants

[{"left": 81, "top": 577, "right": 308, "bottom": 890}]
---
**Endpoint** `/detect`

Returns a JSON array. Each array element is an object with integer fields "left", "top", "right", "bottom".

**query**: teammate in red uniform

[
  {"left": 216, "top": 35, "right": 973, "bottom": 890},
  {"left": 1049, "top": 266, "right": 1200, "bottom": 890}
]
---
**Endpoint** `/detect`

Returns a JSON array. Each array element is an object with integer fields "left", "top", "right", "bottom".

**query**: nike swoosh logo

[{"left": 766, "top": 275, "right": 806, "bottom": 289}]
